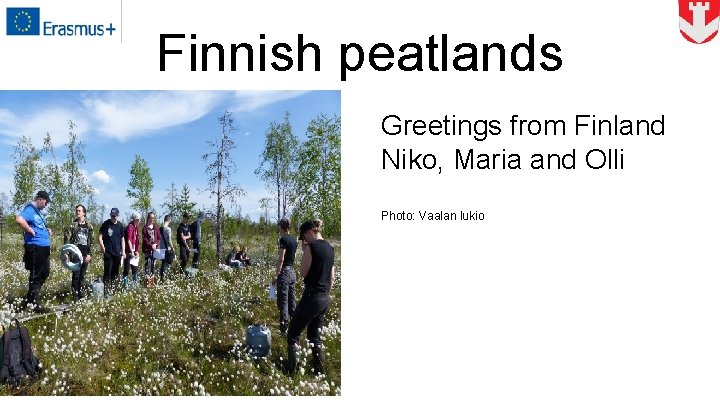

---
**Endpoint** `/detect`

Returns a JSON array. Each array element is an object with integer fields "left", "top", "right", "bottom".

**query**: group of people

[
  {"left": 15, "top": 190, "right": 338, "bottom": 378},
  {"left": 94, "top": 209, "right": 205, "bottom": 296},
  {"left": 272, "top": 218, "right": 336, "bottom": 376},
  {"left": 15, "top": 190, "right": 208, "bottom": 311},
  {"left": 225, "top": 244, "right": 252, "bottom": 269}
]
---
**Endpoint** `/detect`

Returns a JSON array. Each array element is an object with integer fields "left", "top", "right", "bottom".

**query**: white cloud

[
  {"left": 0, "top": 107, "right": 90, "bottom": 147},
  {"left": 91, "top": 169, "right": 111, "bottom": 184},
  {"left": 83, "top": 91, "right": 226, "bottom": 141},
  {"left": 0, "top": 91, "right": 312, "bottom": 146},
  {"left": 231, "top": 91, "right": 308, "bottom": 112}
]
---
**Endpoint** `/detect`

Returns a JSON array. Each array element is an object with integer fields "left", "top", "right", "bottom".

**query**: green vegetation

[{"left": 0, "top": 233, "right": 341, "bottom": 396}]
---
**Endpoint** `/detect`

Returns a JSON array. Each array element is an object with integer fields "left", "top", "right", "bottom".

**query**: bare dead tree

[{"left": 202, "top": 110, "right": 246, "bottom": 264}]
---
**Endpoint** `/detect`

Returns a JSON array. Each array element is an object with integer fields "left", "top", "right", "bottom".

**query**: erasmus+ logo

[{"left": 6, "top": 7, "right": 116, "bottom": 37}]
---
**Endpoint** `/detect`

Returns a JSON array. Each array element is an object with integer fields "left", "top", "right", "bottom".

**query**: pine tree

[
  {"left": 178, "top": 183, "right": 197, "bottom": 216},
  {"left": 162, "top": 182, "right": 179, "bottom": 218}
]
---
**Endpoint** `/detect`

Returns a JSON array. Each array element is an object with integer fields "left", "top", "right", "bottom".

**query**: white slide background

[{"left": 1, "top": 0, "right": 719, "bottom": 403}]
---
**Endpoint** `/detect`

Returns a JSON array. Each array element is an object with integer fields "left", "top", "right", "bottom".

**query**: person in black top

[
  {"left": 98, "top": 207, "right": 125, "bottom": 297},
  {"left": 177, "top": 212, "right": 192, "bottom": 269},
  {"left": 189, "top": 212, "right": 206, "bottom": 269},
  {"left": 274, "top": 218, "right": 297, "bottom": 335},
  {"left": 64, "top": 204, "right": 93, "bottom": 302},
  {"left": 238, "top": 245, "right": 252, "bottom": 266},
  {"left": 287, "top": 219, "right": 335, "bottom": 375}
]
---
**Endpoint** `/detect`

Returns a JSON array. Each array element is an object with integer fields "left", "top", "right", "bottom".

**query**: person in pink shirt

[
  {"left": 123, "top": 212, "right": 141, "bottom": 288},
  {"left": 142, "top": 212, "right": 161, "bottom": 280}
]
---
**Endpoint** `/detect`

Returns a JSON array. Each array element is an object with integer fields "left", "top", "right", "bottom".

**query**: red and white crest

[{"left": 679, "top": 1, "right": 720, "bottom": 43}]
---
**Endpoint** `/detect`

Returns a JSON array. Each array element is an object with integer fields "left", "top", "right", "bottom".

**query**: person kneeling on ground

[
  {"left": 239, "top": 245, "right": 252, "bottom": 266},
  {"left": 225, "top": 244, "right": 242, "bottom": 269}
]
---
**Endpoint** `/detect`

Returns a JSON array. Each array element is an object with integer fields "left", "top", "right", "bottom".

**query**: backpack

[{"left": 0, "top": 319, "right": 41, "bottom": 386}]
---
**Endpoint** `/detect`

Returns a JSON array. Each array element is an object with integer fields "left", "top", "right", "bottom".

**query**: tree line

[{"left": 5, "top": 111, "right": 341, "bottom": 264}]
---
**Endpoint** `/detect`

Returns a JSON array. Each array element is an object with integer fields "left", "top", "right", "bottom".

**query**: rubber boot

[
  {"left": 31, "top": 290, "right": 50, "bottom": 313},
  {"left": 287, "top": 344, "right": 300, "bottom": 375},
  {"left": 122, "top": 276, "right": 129, "bottom": 290},
  {"left": 311, "top": 345, "right": 326, "bottom": 375},
  {"left": 279, "top": 321, "right": 288, "bottom": 337},
  {"left": 25, "top": 289, "right": 34, "bottom": 307}
]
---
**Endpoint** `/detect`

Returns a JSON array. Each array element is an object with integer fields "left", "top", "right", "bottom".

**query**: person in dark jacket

[
  {"left": 176, "top": 212, "right": 192, "bottom": 269},
  {"left": 98, "top": 207, "right": 125, "bottom": 298},
  {"left": 287, "top": 219, "right": 335, "bottom": 375},
  {"left": 64, "top": 204, "right": 93, "bottom": 302},
  {"left": 189, "top": 212, "right": 206, "bottom": 269}
]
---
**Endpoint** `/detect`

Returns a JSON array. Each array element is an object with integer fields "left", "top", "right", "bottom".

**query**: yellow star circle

[{"left": 14, "top": 10, "right": 32, "bottom": 33}]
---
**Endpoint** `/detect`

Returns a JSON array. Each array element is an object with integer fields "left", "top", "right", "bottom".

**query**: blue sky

[{"left": 0, "top": 90, "right": 340, "bottom": 221}]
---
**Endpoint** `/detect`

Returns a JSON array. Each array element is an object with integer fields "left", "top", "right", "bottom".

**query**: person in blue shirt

[{"left": 15, "top": 190, "right": 53, "bottom": 313}]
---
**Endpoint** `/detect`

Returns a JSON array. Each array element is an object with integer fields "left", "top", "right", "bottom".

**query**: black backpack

[{"left": 0, "top": 319, "right": 41, "bottom": 386}]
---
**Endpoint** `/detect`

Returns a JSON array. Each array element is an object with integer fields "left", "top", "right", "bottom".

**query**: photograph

[{"left": 0, "top": 90, "right": 341, "bottom": 395}]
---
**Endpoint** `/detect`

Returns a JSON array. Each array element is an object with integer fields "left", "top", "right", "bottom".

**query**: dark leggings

[
  {"left": 24, "top": 244, "right": 50, "bottom": 304},
  {"left": 71, "top": 260, "right": 88, "bottom": 298},
  {"left": 192, "top": 241, "right": 201, "bottom": 268},
  {"left": 103, "top": 253, "right": 122, "bottom": 294},
  {"left": 123, "top": 256, "right": 139, "bottom": 279},
  {"left": 287, "top": 293, "right": 329, "bottom": 346}
]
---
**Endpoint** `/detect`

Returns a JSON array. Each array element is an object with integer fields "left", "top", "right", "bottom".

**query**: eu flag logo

[{"left": 6, "top": 8, "right": 40, "bottom": 35}]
